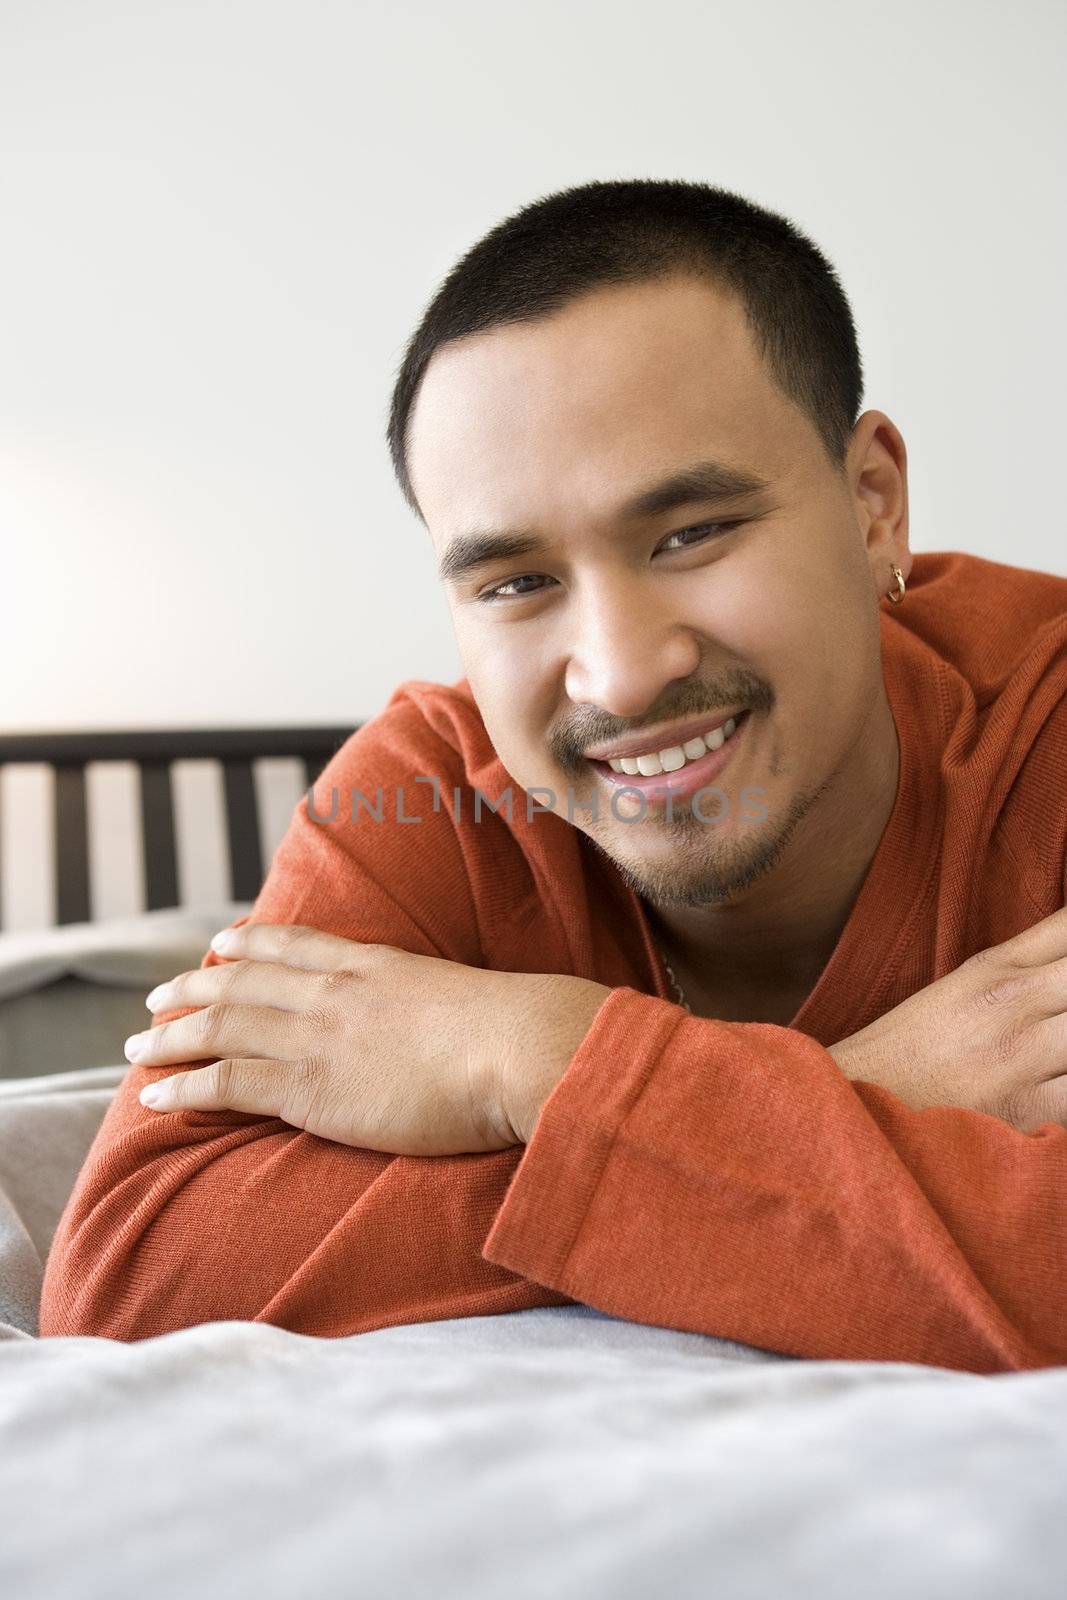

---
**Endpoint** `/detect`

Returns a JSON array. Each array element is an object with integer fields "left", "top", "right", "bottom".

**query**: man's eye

[
  {"left": 476, "top": 521, "right": 742, "bottom": 604},
  {"left": 658, "top": 520, "right": 740, "bottom": 552},
  {"left": 476, "top": 574, "right": 550, "bottom": 604}
]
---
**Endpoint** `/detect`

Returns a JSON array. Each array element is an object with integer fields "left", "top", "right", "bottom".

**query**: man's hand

[
  {"left": 127, "top": 922, "right": 612, "bottom": 1155},
  {"left": 827, "top": 904, "right": 1067, "bottom": 1133}
]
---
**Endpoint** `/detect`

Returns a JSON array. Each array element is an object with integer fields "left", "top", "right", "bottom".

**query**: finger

[
  {"left": 1028, "top": 952, "right": 1067, "bottom": 1023},
  {"left": 1030, "top": 1007, "right": 1067, "bottom": 1078},
  {"left": 145, "top": 958, "right": 330, "bottom": 1016},
  {"left": 1003, "top": 1069, "right": 1067, "bottom": 1133},
  {"left": 990, "top": 904, "right": 1067, "bottom": 970},
  {"left": 125, "top": 1002, "right": 305, "bottom": 1066},
  {"left": 211, "top": 921, "right": 385, "bottom": 973},
  {"left": 138, "top": 1058, "right": 287, "bottom": 1117}
]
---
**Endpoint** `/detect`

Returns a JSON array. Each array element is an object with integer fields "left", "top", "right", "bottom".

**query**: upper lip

[{"left": 584, "top": 708, "right": 748, "bottom": 762}]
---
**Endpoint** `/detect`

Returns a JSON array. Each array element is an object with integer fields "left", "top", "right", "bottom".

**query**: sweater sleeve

[
  {"left": 481, "top": 986, "right": 1067, "bottom": 1375},
  {"left": 37, "top": 690, "right": 572, "bottom": 1343}
]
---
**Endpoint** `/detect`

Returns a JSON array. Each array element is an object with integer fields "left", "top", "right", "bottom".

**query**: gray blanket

[
  {"left": 2, "top": 917, "right": 1065, "bottom": 1598},
  {"left": 4, "top": 1298, "right": 1066, "bottom": 1600}
]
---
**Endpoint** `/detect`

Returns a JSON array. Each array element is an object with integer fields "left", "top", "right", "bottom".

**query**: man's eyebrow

[
  {"left": 437, "top": 458, "right": 773, "bottom": 586},
  {"left": 622, "top": 458, "right": 773, "bottom": 519},
  {"left": 438, "top": 531, "right": 543, "bottom": 587}
]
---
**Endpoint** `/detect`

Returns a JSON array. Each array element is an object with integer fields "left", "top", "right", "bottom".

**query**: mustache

[{"left": 553, "top": 672, "right": 774, "bottom": 765}]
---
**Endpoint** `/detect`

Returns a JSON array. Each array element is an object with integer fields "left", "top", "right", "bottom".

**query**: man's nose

[{"left": 563, "top": 578, "right": 702, "bottom": 718}]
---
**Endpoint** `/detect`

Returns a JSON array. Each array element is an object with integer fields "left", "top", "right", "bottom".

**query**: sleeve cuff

[{"left": 481, "top": 985, "right": 685, "bottom": 1289}]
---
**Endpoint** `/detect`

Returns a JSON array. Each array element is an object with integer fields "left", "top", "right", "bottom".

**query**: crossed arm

[{"left": 41, "top": 899, "right": 1067, "bottom": 1373}]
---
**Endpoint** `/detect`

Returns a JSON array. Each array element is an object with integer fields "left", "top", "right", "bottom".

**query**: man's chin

[{"left": 587, "top": 826, "right": 763, "bottom": 911}]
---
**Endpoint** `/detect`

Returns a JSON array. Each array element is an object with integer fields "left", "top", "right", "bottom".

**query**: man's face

[{"left": 407, "top": 271, "right": 907, "bottom": 911}]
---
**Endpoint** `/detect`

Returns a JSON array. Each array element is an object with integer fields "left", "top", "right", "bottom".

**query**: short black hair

[{"left": 385, "top": 177, "right": 865, "bottom": 521}]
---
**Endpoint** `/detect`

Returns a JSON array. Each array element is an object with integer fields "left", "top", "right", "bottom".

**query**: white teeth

[{"left": 605, "top": 714, "right": 743, "bottom": 775}]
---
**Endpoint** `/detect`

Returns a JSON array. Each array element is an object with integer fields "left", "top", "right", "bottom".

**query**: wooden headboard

[{"left": 0, "top": 726, "right": 357, "bottom": 930}]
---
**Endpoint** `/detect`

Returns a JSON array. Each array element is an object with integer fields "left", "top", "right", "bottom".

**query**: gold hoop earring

[{"left": 887, "top": 564, "right": 906, "bottom": 604}]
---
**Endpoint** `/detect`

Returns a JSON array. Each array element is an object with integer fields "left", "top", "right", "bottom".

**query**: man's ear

[{"left": 847, "top": 409, "right": 911, "bottom": 589}]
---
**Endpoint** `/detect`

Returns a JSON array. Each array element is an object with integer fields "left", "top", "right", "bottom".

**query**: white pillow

[{"left": 0, "top": 902, "right": 255, "bottom": 1003}]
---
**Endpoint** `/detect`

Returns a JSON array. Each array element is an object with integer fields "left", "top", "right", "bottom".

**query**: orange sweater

[{"left": 39, "top": 552, "right": 1067, "bottom": 1373}]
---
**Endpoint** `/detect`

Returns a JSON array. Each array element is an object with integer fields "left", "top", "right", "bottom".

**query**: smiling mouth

[{"left": 587, "top": 709, "right": 753, "bottom": 800}]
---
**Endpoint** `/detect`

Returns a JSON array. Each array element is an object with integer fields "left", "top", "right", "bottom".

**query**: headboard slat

[
  {"left": 54, "top": 765, "right": 91, "bottom": 925},
  {"left": 139, "top": 762, "right": 179, "bottom": 912},
  {"left": 302, "top": 755, "right": 322, "bottom": 795},
  {"left": 222, "top": 758, "right": 264, "bottom": 902}
]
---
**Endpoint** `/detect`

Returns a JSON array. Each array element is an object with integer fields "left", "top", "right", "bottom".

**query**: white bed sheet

[{"left": 4, "top": 1293, "right": 1066, "bottom": 1600}]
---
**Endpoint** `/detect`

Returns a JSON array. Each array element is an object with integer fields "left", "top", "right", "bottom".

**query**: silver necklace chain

[{"left": 658, "top": 946, "right": 693, "bottom": 1014}]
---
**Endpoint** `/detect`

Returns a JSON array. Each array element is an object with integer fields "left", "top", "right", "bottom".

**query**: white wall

[{"left": 2, "top": 0, "right": 1063, "bottom": 733}]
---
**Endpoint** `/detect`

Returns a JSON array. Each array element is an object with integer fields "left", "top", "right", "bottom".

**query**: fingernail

[
  {"left": 211, "top": 930, "right": 236, "bottom": 952},
  {"left": 139, "top": 1085, "right": 164, "bottom": 1107},
  {"left": 145, "top": 985, "right": 169, "bottom": 1010},
  {"left": 125, "top": 1033, "right": 148, "bottom": 1061}
]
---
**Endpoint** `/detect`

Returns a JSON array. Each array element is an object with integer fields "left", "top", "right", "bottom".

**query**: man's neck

[{"left": 644, "top": 692, "right": 901, "bottom": 999}]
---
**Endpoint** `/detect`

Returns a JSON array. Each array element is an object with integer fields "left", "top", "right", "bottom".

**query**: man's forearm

[{"left": 482, "top": 986, "right": 1067, "bottom": 1374}]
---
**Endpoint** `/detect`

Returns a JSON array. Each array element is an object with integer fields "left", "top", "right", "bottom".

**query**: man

[{"left": 39, "top": 179, "right": 1067, "bottom": 1373}]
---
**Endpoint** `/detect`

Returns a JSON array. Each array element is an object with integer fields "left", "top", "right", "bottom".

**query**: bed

[{"left": 1, "top": 726, "right": 1065, "bottom": 1598}]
